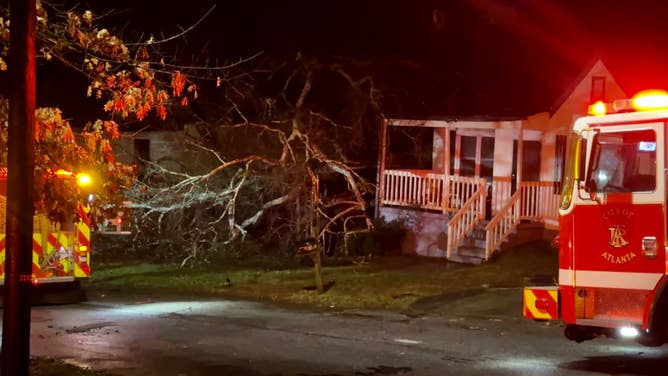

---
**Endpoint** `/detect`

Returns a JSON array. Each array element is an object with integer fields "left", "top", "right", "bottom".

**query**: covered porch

[{"left": 375, "top": 118, "right": 560, "bottom": 263}]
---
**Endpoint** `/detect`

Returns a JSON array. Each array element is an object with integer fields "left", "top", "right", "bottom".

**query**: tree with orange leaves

[{"left": 0, "top": 2, "right": 211, "bottom": 223}]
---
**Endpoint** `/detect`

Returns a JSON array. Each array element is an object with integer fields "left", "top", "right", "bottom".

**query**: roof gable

[{"left": 550, "top": 59, "right": 627, "bottom": 124}]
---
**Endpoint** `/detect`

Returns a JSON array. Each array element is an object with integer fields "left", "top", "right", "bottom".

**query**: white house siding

[
  {"left": 527, "top": 60, "right": 627, "bottom": 187},
  {"left": 432, "top": 128, "right": 448, "bottom": 173},
  {"left": 491, "top": 127, "right": 514, "bottom": 213},
  {"left": 113, "top": 131, "right": 186, "bottom": 172}
]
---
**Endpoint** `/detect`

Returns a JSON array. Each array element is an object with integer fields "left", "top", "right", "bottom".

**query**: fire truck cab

[{"left": 524, "top": 90, "right": 668, "bottom": 346}]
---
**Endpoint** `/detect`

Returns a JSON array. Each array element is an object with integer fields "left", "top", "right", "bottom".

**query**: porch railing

[
  {"left": 380, "top": 170, "right": 560, "bottom": 260},
  {"left": 381, "top": 169, "right": 484, "bottom": 212},
  {"left": 485, "top": 189, "right": 521, "bottom": 260},
  {"left": 381, "top": 170, "right": 445, "bottom": 211},
  {"left": 484, "top": 181, "right": 560, "bottom": 259},
  {"left": 446, "top": 179, "right": 487, "bottom": 259},
  {"left": 519, "top": 181, "right": 560, "bottom": 224}
]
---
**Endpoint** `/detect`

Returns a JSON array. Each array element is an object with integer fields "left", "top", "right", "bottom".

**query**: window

[
  {"left": 587, "top": 129, "right": 656, "bottom": 193},
  {"left": 457, "top": 134, "right": 494, "bottom": 179},
  {"left": 554, "top": 135, "right": 567, "bottom": 193},
  {"left": 480, "top": 137, "right": 495, "bottom": 180},
  {"left": 460, "top": 135, "right": 477, "bottom": 176},
  {"left": 134, "top": 138, "right": 151, "bottom": 177},
  {"left": 591, "top": 76, "right": 606, "bottom": 103},
  {"left": 386, "top": 127, "right": 434, "bottom": 170}
]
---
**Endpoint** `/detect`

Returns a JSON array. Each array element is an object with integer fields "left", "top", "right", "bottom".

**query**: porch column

[
  {"left": 516, "top": 122, "right": 523, "bottom": 188},
  {"left": 443, "top": 126, "right": 451, "bottom": 213},
  {"left": 375, "top": 118, "right": 389, "bottom": 218}
]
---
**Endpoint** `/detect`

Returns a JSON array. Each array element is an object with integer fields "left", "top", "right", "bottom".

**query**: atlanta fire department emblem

[
  {"left": 608, "top": 225, "right": 629, "bottom": 248},
  {"left": 601, "top": 206, "right": 636, "bottom": 264}
]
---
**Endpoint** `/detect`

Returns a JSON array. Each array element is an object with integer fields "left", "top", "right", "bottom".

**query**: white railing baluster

[
  {"left": 446, "top": 178, "right": 487, "bottom": 259},
  {"left": 485, "top": 181, "right": 560, "bottom": 259}
]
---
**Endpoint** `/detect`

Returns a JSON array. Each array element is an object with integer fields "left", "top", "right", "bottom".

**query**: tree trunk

[{"left": 313, "top": 247, "right": 324, "bottom": 294}]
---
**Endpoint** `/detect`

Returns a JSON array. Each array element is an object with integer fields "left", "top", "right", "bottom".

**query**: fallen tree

[{"left": 127, "top": 55, "right": 383, "bottom": 265}]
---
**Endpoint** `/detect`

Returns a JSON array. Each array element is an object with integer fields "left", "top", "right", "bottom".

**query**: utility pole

[{"left": 1, "top": 0, "right": 37, "bottom": 375}]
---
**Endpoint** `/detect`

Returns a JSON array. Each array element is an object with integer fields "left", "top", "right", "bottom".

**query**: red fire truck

[
  {"left": 524, "top": 90, "right": 668, "bottom": 346},
  {"left": 0, "top": 168, "right": 92, "bottom": 289}
]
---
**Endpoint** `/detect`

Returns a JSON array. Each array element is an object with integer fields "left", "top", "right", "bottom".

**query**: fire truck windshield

[{"left": 586, "top": 129, "right": 657, "bottom": 194}]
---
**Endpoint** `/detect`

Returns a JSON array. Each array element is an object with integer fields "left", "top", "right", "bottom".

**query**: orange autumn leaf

[{"left": 171, "top": 71, "right": 186, "bottom": 97}]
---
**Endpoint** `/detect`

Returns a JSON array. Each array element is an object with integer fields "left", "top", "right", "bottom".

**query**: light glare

[
  {"left": 632, "top": 90, "right": 668, "bottom": 110},
  {"left": 589, "top": 100, "right": 607, "bottom": 116},
  {"left": 76, "top": 173, "right": 92, "bottom": 187},
  {"left": 619, "top": 326, "right": 639, "bottom": 338}
]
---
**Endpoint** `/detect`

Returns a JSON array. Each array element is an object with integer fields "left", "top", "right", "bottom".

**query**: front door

[
  {"left": 512, "top": 140, "right": 542, "bottom": 192},
  {"left": 455, "top": 131, "right": 494, "bottom": 218},
  {"left": 456, "top": 133, "right": 494, "bottom": 182}
]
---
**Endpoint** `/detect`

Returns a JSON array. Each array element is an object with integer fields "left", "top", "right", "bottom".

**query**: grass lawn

[{"left": 84, "top": 240, "right": 557, "bottom": 313}]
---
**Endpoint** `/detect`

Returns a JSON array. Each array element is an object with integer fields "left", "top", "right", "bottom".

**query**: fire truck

[
  {"left": 0, "top": 167, "right": 92, "bottom": 291},
  {"left": 523, "top": 90, "right": 668, "bottom": 346}
]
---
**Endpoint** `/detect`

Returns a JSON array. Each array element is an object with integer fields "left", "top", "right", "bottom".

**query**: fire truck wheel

[
  {"left": 564, "top": 324, "right": 596, "bottom": 343},
  {"left": 636, "top": 332, "right": 665, "bottom": 347},
  {"left": 641, "top": 292, "right": 668, "bottom": 347}
]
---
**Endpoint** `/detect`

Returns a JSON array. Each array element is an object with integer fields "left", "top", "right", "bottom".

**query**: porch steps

[
  {"left": 450, "top": 245, "right": 485, "bottom": 265},
  {"left": 451, "top": 221, "right": 488, "bottom": 264},
  {"left": 450, "top": 221, "right": 556, "bottom": 264}
]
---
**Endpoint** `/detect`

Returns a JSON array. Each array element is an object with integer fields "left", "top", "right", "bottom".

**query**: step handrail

[
  {"left": 484, "top": 189, "right": 522, "bottom": 260},
  {"left": 446, "top": 179, "right": 487, "bottom": 259}
]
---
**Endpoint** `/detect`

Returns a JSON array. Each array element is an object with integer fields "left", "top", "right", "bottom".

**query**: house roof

[{"left": 546, "top": 57, "right": 621, "bottom": 116}]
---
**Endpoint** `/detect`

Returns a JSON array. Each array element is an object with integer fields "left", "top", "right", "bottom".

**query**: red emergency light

[
  {"left": 631, "top": 89, "right": 668, "bottom": 110},
  {"left": 589, "top": 89, "right": 668, "bottom": 115}
]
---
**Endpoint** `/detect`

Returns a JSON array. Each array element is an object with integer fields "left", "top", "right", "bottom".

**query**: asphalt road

[{"left": 7, "top": 288, "right": 668, "bottom": 375}]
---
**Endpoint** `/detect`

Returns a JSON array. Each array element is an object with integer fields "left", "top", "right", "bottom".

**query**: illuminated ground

[{"left": 12, "top": 289, "right": 667, "bottom": 376}]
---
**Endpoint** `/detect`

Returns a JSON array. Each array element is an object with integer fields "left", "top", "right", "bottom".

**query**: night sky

[{"left": 38, "top": 0, "right": 668, "bottom": 119}]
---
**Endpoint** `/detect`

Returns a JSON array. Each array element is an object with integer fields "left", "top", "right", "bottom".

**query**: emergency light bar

[{"left": 588, "top": 90, "right": 668, "bottom": 115}]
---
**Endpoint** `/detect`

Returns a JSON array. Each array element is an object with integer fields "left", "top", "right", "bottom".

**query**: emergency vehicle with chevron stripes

[
  {"left": 524, "top": 90, "right": 668, "bottom": 346},
  {"left": 0, "top": 167, "right": 92, "bottom": 286}
]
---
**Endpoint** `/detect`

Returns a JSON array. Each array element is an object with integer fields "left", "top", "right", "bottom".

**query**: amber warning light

[
  {"left": 589, "top": 100, "right": 607, "bottom": 116},
  {"left": 76, "top": 173, "right": 92, "bottom": 187}
]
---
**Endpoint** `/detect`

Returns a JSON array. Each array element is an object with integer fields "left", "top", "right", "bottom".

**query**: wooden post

[
  {"left": 1, "top": 0, "right": 37, "bottom": 375},
  {"left": 375, "top": 118, "right": 388, "bottom": 218},
  {"left": 517, "top": 122, "right": 524, "bottom": 189},
  {"left": 313, "top": 245, "right": 324, "bottom": 294},
  {"left": 444, "top": 126, "right": 451, "bottom": 213}
]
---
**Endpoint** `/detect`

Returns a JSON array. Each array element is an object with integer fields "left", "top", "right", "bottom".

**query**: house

[
  {"left": 375, "top": 59, "right": 627, "bottom": 263},
  {"left": 112, "top": 124, "right": 218, "bottom": 178},
  {"left": 113, "top": 130, "right": 186, "bottom": 175}
]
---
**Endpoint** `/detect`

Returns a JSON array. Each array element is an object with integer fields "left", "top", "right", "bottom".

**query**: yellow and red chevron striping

[
  {"left": 32, "top": 234, "right": 44, "bottom": 277},
  {"left": 523, "top": 287, "right": 559, "bottom": 320},
  {"left": 74, "top": 221, "right": 91, "bottom": 277},
  {"left": 0, "top": 235, "right": 5, "bottom": 276}
]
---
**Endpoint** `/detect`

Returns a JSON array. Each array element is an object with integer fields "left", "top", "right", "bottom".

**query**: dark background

[{"left": 37, "top": 0, "right": 668, "bottom": 120}]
